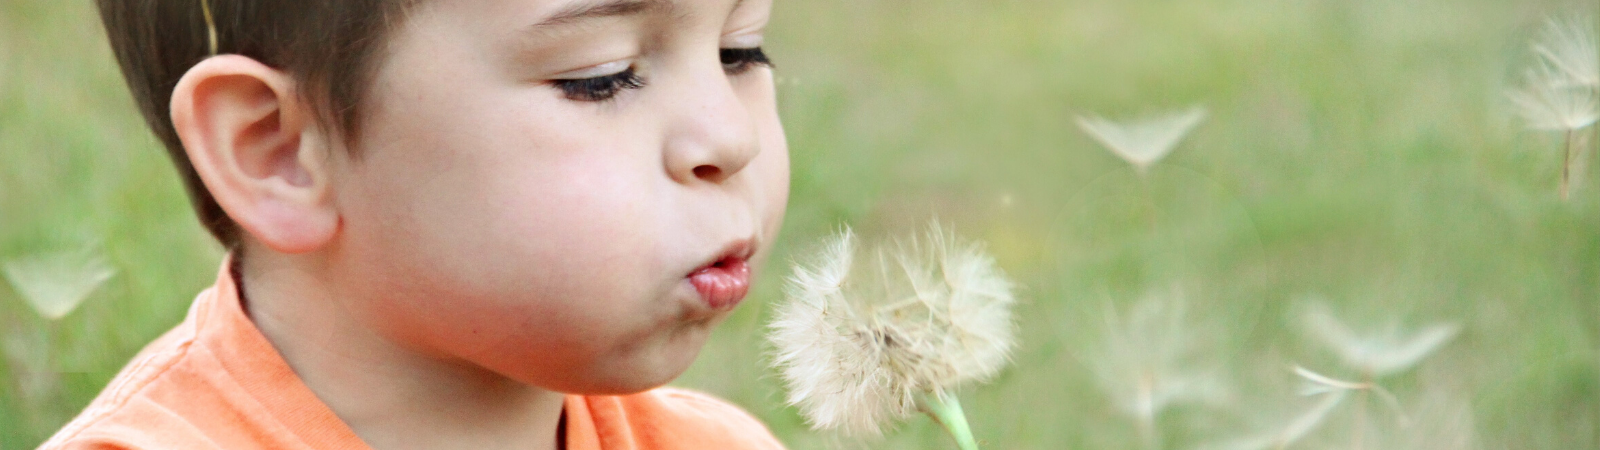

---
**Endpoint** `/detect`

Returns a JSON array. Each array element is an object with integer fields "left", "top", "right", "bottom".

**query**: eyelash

[
  {"left": 552, "top": 68, "right": 646, "bottom": 102},
  {"left": 721, "top": 47, "right": 773, "bottom": 75},
  {"left": 551, "top": 47, "right": 773, "bottom": 102}
]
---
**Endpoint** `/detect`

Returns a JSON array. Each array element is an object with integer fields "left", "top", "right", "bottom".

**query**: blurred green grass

[{"left": 2, "top": 0, "right": 1597, "bottom": 448}]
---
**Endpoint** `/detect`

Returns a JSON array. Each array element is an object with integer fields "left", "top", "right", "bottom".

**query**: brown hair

[{"left": 96, "top": 0, "right": 418, "bottom": 247}]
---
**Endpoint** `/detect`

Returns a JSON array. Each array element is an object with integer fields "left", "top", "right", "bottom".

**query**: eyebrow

[{"left": 533, "top": 0, "right": 673, "bottom": 29}]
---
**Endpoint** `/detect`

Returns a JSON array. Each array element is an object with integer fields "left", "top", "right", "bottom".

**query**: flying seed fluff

[{"left": 768, "top": 224, "right": 1018, "bottom": 437}]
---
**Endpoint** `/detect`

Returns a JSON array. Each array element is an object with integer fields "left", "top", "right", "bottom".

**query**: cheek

[
  {"left": 756, "top": 98, "right": 792, "bottom": 242},
  {"left": 336, "top": 115, "right": 675, "bottom": 366}
]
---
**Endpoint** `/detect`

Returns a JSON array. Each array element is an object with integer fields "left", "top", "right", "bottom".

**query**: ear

[{"left": 171, "top": 55, "right": 339, "bottom": 254}]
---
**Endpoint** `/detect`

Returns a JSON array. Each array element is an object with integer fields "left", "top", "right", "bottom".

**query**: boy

[{"left": 43, "top": 0, "right": 790, "bottom": 448}]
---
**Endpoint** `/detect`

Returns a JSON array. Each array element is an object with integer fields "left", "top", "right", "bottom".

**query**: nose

[{"left": 661, "top": 61, "right": 761, "bottom": 185}]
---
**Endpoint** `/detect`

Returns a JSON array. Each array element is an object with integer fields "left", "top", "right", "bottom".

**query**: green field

[{"left": 2, "top": 0, "right": 1597, "bottom": 448}]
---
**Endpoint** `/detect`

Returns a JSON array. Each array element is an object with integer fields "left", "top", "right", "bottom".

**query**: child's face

[{"left": 323, "top": 0, "right": 787, "bottom": 394}]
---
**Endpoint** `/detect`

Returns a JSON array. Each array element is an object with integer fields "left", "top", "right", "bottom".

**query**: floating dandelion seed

[
  {"left": 1508, "top": 65, "right": 1598, "bottom": 200},
  {"left": 1204, "top": 390, "right": 1348, "bottom": 450},
  {"left": 3, "top": 249, "right": 116, "bottom": 321},
  {"left": 1532, "top": 14, "right": 1598, "bottom": 90},
  {"left": 1292, "top": 366, "right": 1409, "bottom": 425},
  {"left": 1509, "top": 13, "right": 1599, "bottom": 200},
  {"left": 1300, "top": 302, "right": 1459, "bottom": 377},
  {"left": 1508, "top": 63, "right": 1600, "bottom": 133},
  {"left": 1293, "top": 302, "right": 1458, "bottom": 450},
  {"left": 1088, "top": 288, "right": 1227, "bottom": 450},
  {"left": 1273, "top": 369, "right": 1481, "bottom": 450},
  {"left": 768, "top": 223, "right": 1017, "bottom": 448},
  {"left": 1076, "top": 106, "right": 1207, "bottom": 174}
]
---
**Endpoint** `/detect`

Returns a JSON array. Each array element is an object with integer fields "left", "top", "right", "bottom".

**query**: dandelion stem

[{"left": 919, "top": 392, "right": 980, "bottom": 450}]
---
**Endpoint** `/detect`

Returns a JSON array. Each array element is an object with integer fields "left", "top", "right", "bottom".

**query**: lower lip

[{"left": 689, "top": 258, "right": 751, "bottom": 310}]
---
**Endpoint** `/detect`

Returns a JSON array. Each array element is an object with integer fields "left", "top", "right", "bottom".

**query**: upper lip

[{"left": 691, "top": 238, "right": 756, "bottom": 274}]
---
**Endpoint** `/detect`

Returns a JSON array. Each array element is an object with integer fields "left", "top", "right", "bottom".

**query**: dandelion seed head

[
  {"left": 768, "top": 223, "right": 1018, "bottom": 437},
  {"left": 1075, "top": 106, "right": 1208, "bottom": 172},
  {"left": 3, "top": 249, "right": 116, "bottom": 321}
]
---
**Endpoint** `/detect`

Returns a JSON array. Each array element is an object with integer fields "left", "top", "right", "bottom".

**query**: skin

[{"left": 166, "top": 0, "right": 789, "bottom": 448}]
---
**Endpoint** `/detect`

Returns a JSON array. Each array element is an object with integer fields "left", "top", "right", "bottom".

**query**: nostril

[{"left": 692, "top": 165, "right": 722, "bottom": 181}]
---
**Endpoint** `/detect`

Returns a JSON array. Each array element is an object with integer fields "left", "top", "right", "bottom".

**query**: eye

[
  {"left": 551, "top": 67, "right": 646, "bottom": 102},
  {"left": 720, "top": 47, "right": 772, "bottom": 75}
]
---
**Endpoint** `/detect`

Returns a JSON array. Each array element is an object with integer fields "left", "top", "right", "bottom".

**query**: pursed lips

[{"left": 687, "top": 239, "right": 755, "bottom": 310}]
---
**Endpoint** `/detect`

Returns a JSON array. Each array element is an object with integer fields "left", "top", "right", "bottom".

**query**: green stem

[{"left": 919, "top": 392, "right": 979, "bottom": 450}]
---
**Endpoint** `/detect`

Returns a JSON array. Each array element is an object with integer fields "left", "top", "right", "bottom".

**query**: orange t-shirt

[{"left": 39, "top": 259, "right": 786, "bottom": 450}]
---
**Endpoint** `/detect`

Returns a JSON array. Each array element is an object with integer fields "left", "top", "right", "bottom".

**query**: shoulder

[
  {"left": 650, "top": 387, "right": 778, "bottom": 430},
  {"left": 40, "top": 308, "right": 234, "bottom": 450},
  {"left": 601, "top": 388, "right": 787, "bottom": 450},
  {"left": 40, "top": 327, "right": 203, "bottom": 450}
]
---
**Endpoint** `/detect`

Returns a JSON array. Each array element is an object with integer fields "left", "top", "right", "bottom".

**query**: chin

[
  {"left": 552, "top": 336, "right": 710, "bottom": 396},
  {"left": 572, "top": 360, "right": 695, "bottom": 396}
]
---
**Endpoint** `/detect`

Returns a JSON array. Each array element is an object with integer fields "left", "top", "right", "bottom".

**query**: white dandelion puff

[
  {"left": 768, "top": 223, "right": 1017, "bottom": 446},
  {"left": 1532, "top": 14, "right": 1598, "bottom": 90},
  {"left": 1300, "top": 302, "right": 1459, "bottom": 377},
  {"left": 3, "top": 249, "right": 116, "bottom": 321},
  {"left": 1076, "top": 106, "right": 1208, "bottom": 174}
]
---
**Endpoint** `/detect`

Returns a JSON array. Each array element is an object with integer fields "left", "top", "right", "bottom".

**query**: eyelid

[
  {"left": 720, "top": 33, "right": 764, "bottom": 49},
  {"left": 551, "top": 60, "right": 632, "bottom": 80}
]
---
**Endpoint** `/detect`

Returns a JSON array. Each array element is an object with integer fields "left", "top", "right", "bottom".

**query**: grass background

[{"left": 2, "top": 0, "right": 1597, "bottom": 448}]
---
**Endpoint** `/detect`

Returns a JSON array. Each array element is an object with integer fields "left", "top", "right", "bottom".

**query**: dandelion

[
  {"left": 768, "top": 223, "right": 1017, "bottom": 449},
  {"left": 1532, "top": 15, "right": 1598, "bottom": 90},
  {"left": 1075, "top": 106, "right": 1208, "bottom": 175},
  {"left": 3, "top": 249, "right": 116, "bottom": 321},
  {"left": 1087, "top": 288, "right": 1228, "bottom": 450}
]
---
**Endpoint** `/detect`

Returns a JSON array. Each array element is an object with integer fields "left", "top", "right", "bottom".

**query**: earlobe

[{"left": 171, "top": 55, "right": 339, "bottom": 254}]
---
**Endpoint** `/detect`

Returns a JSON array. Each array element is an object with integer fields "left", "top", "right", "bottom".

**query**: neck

[{"left": 236, "top": 247, "right": 566, "bottom": 450}]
